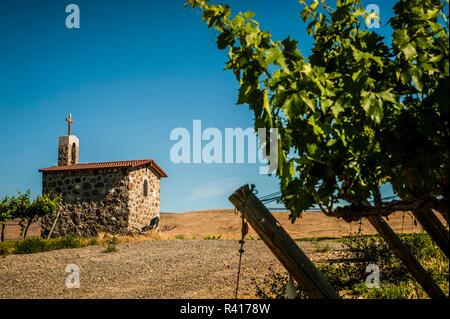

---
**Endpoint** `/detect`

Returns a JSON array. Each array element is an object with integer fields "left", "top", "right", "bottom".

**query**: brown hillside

[
  {"left": 3, "top": 209, "right": 431, "bottom": 241},
  {"left": 158, "top": 209, "right": 426, "bottom": 239}
]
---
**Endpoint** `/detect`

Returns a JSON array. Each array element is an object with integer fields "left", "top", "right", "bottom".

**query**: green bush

[
  {"left": 314, "top": 242, "right": 332, "bottom": 253},
  {"left": 49, "top": 234, "right": 84, "bottom": 250},
  {"left": 0, "top": 245, "right": 8, "bottom": 257},
  {"left": 203, "top": 235, "right": 222, "bottom": 240},
  {"left": 14, "top": 237, "right": 48, "bottom": 254},
  {"left": 11, "top": 235, "right": 92, "bottom": 255},
  {"left": 351, "top": 281, "right": 428, "bottom": 299},
  {"left": 253, "top": 233, "right": 448, "bottom": 299},
  {"left": 104, "top": 236, "right": 118, "bottom": 253},
  {"left": 87, "top": 237, "right": 98, "bottom": 246},
  {"left": 331, "top": 233, "right": 447, "bottom": 298},
  {"left": 251, "top": 266, "right": 308, "bottom": 299}
]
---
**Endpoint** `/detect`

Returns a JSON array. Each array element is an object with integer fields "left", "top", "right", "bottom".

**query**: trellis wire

[{"left": 254, "top": 189, "right": 400, "bottom": 212}]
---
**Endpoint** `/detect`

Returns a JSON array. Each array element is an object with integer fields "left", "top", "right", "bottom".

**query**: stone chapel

[{"left": 39, "top": 114, "right": 167, "bottom": 238}]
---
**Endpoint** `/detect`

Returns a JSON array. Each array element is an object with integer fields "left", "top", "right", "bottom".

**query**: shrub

[
  {"left": 0, "top": 241, "right": 14, "bottom": 256},
  {"left": 49, "top": 234, "right": 84, "bottom": 250},
  {"left": 251, "top": 266, "right": 308, "bottom": 299},
  {"left": 14, "top": 237, "right": 48, "bottom": 254},
  {"left": 10, "top": 235, "right": 93, "bottom": 255},
  {"left": 87, "top": 238, "right": 98, "bottom": 246},
  {"left": 351, "top": 281, "right": 428, "bottom": 299},
  {"left": 0, "top": 245, "right": 8, "bottom": 257},
  {"left": 104, "top": 236, "right": 118, "bottom": 253},
  {"left": 203, "top": 235, "right": 222, "bottom": 240},
  {"left": 253, "top": 233, "right": 448, "bottom": 299},
  {"left": 314, "top": 242, "right": 332, "bottom": 253}
]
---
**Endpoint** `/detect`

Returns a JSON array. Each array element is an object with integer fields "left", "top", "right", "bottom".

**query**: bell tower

[{"left": 58, "top": 113, "right": 79, "bottom": 166}]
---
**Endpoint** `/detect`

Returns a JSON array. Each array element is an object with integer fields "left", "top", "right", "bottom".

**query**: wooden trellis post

[
  {"left": 367, "top": 215, "right": 447, "bottom": 299},
  {"left": 229, "top": 185, "right": 340, "bottom": 299},
  {"left": 47, "top": 209, "right": 61, "bottom": 239},
  {"left": 437, "top": 209, "right": 449, "bottom": 225},
  {"left": 412, "top": 209, "right": 449, "bottom": 258}
]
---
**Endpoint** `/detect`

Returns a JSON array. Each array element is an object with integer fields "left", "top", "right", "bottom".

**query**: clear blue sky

[{"left": 0, "top": 0, "right": 400, "bottom": 212}]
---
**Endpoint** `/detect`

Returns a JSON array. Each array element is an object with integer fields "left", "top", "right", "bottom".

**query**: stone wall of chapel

[
  {"left": 42, "top": 168, "right": 128, "bottom": 202},
  {"left": 127, "top": 166, "right": 160, "bottom": 229},
  {"left": 40, "top": 168, "right": 130, "bottom": 238}
]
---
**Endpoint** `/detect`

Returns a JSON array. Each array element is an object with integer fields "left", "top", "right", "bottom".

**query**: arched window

[
  {"left": 143, "top": 179, "right": 148, "bottom": 197},
  {"left": 71, "top": 143, "right": 77, "bottom": 165}
]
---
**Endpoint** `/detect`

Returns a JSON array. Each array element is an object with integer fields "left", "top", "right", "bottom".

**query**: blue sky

[{"left": 0, "top": 0, "right": 401, "bottom": 212}]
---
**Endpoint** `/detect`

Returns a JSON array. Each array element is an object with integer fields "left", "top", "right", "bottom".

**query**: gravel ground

[{"left": 0, "top": 240, "right": 344, "bottom": 299}]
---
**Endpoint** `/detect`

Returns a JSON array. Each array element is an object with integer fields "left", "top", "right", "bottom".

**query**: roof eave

[{"left": 39, "top": 159, "right": 168, "bottom": 178}]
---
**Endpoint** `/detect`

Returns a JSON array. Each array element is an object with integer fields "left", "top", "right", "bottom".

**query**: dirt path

[{"left": 0, "top": 240, "right": 344, "bottom": 299}]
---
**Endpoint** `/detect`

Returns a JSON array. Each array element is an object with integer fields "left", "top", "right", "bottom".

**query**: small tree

[
  {"left": 24, "top": 193, "right": 62, "bottom": 239},
  {"left": 12, "top": 191, "right": 62, "bottom": 239},
  {"left": 0, "top": 195, "right": 14, "bottom": 242},
  {"left": 12, "top": 190, "right": 32, "bottom": 239}
]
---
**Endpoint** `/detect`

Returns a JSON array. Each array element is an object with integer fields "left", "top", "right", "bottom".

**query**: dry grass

[
  {"left": 4, "top": 209, "right": 444, "bottom": 242},
  {"left": 96, "top": 230, "right": 167, "bottom": 245},
  {"left": 158, "top": 210, "right": 431, "bottom": 240}
]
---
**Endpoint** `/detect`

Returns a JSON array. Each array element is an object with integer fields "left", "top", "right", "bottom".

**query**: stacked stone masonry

[
  {"left": 127, "top": 166, "right": 160, "bottom": 230},
  {"left": 58, "top": 136, "right": 79, "bottom": 166},
  {"left": 41, "top": 165, "right": 161, "bottom": 238}
]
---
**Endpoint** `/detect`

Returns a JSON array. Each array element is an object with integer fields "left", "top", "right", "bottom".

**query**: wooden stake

[
  {"left": 412, "top": 208, "right": 449, "bottom": 258},
  {"left": 229, "top": 185, "right": 340, "bottom": 299},
  {"left": 367, "top": 215, "right": 447, "bottom": 299},
  {"left": 47, "top": 210, "right": 61, "bottom": 239},
  {"left": 437, "top": 209, "right": 449, "bottom": 225}
]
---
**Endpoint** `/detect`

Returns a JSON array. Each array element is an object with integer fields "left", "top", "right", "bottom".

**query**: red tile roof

[{"left": 39, "top": 159, "right": 168, "bottom": 178}]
